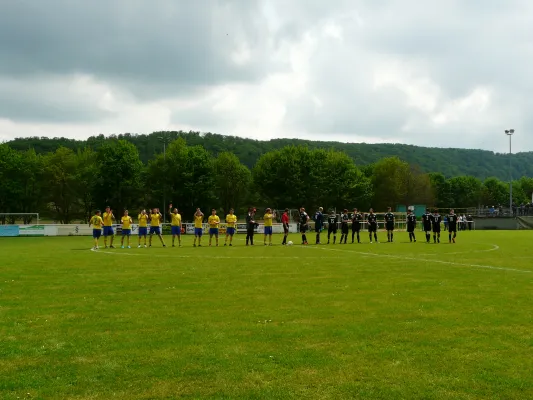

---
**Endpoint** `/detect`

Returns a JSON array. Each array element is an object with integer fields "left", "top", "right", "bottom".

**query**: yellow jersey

[
  {"left": 171, "top": 213, "right": 182, "bottom": 226},
  {"left": 90, "top": 215, "right": 103, "bottom": 229},
  {"left": 226, "top": 214, "right": 237, "bottom": 227},
  {"left": 138, "top": 214, "right": 148, "bottom": 228},
  {"left": 121, "top": 216, "right": 132, "bottom": 229},
  {"left": 103, "top": 212, "right": 114, "bottom": 227},
  {"left": 264, "top": 213, "right": 273, "bottom": 227},
  {"left": 150, "top": 213, "right": 162, "bottom": 226},
  {"left": 194, "top": 215, "right": 204, "bottom": 228},
  {"left": 208, "top": 215, "right": 220, "bottom": 228}
]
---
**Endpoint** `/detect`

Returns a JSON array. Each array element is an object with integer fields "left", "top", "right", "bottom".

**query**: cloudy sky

[{"left": 1, "top": 0, "right": 532, "bottom": 152}]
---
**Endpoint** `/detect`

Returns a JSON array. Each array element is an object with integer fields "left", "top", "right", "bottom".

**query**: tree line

[
  {"left": 1, "top": 138, "right": 532, "bottom": 224},
  {"left": 6, "top": 130, "right": 533, "bottom": 181}
]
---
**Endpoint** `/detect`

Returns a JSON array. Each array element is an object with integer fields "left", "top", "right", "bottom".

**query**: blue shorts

[
  {"left": 171, "top": 226, "right": 181, "bottom": 236},
  {"left": 264, "top": 226, "right": 273, "bottom": 235},
  {"left": 93, "top": 229, "right": 101, "bottom": 239},
  {"left": 138, "top": 227, "right": 148, "bottom": 236},
  {"left": 209, "top": 228, "right": 219, "bottom": 236},
  {"left": 103, "top": 226, "right": 114, "bottom": 236},
  {"left": 150, "top": 226, "right": 161, "bottom": 235},
  {"left": 195, "top": 227, "right": 203, "bottom": 237},
  {"left": 226, "top": 227, "right": 235, "bottom": 236},
  {"left": 122, "top": 229, "right": 131, "bottom": 236}
]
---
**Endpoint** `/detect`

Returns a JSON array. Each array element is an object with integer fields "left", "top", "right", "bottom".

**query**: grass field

[{"left": 1, "top": 231, "right": 532, "bottom": 399}]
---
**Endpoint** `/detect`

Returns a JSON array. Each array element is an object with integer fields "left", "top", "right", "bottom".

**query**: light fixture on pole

[
  {"left": 158, "top": 134, "right": 171, "bottom": 223},
  {"left": 504, "top": 129, "right": 515, "bottom": 216}
]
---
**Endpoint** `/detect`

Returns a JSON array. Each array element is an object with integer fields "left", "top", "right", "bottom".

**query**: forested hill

[{"left": 5, "top": 131, "right": 532, "bottom": 180}]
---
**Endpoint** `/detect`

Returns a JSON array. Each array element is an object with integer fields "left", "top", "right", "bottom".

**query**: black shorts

[
  {"left": 448, "top": 225, "right": 457, "bottom": 233},
  {"left": 386, "top": 222, "right": 394, "bottom": 231},
  {"left": 407, "top": 224, "right": 415, "bottom": 233},
  {"left": 283, "top": 224, "right": 289, "bottom": 234},
  {"left": 423, "top": 224, "right": 432, "bottom": 232},
  {"left": 300, "top": 224, "right": 307, "bottom": 233},
  {"left": 368, "top": 223, "right": 377, "bottom": 232},
  {"left": 328, "top": 226, "right": 337, "bottom": 234},
  {"left": 315, "top": 224, "right": 322, "bottom": 233},
  {"left": 341, "top": 225, "right": 349, "bottom": 234},
  {"left": 432, "top": 226, "right": 441, "bottom": 233},
  {"left": 352, "top": 224, "right": 360, "bottom": 232}
]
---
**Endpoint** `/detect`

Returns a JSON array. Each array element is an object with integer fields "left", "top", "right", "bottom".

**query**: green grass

[{"left": 1, "top": 231, "right": 532, "bottom": 399}]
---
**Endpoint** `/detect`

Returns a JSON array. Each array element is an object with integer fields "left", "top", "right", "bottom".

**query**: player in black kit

[
  {"left": 351, "top": 208, "right": 363, "bottom": 243},
  {"left": 327, "top": 210, "right": 338, "bottom": 244},
  {"left": 340, "top": 209, "right": 349, "bottom": 244},
  {"left": 422, "top": 209, "right": 433, "bottom": 243},
  {"left": 314, "top": 207, "right": 324, "bottom": 245},
  {"left": 432, "top": 209, "right": 442, "bottom": 243},
  {"left": 367, "top": 208, "right": 378, "bottom": 243},
  {"left": 447, "top": 209, "right": 458, "bottom": 243},
  {"left": 406, "top": 209, "right": 417, "bottom": 242},
  {"left": 299, "top": 207, "right": 309, "bottom": 245},
  {"left": 384, "top": 206, "right": 395, "bottom": 242}
]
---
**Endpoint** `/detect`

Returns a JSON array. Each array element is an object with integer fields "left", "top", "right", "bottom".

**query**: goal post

[{"left": 0, "top": 213, "right": 40, "bottom": 225}]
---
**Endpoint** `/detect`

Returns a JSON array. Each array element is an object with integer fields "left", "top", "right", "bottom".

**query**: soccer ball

[{"left": 287, "top": 241, "right": 293, "bottom": 246}]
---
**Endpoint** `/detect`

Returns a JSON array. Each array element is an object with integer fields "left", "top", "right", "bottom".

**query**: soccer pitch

[{"left": 1, "top": 232, "right": 532, "bottom": 399}]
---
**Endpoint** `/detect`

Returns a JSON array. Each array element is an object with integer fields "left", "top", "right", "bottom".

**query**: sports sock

[
  {"left": 391, "top": 233, "right": 394, "bottom": 241},
  {"left": 374, "top": 233, "right": 378, "bottom": 242}
]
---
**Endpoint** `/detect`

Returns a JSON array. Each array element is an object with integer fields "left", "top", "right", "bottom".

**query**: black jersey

[
  {"left": 328, "top": 215, "right": 338, "bottom": 231},
  {"left": 432, "top": 214, "right": 442, "bottom": 227},
  {"left": 341, "top": 214, "right": 349, "bottom": 226},
  {"left": 367, "top": 213, "right": 377, "bottom": 224},
  {"left": 448, "top": 214, "right": 458, "bottom": 226},
  {"left": 352, "top": 213, "right": 363, "bottom": 230},
  {"left": 384, "top": 212, "right": 395, "bottom": 223},
  {"left": 300, "top": 211, "right": 308, "bottom": 225},
  {"left": 407, "top": 214, "right": 417, "bottom": 226},
  {"left": 422, "top": 212, "right": 433, "bottom": 230}
]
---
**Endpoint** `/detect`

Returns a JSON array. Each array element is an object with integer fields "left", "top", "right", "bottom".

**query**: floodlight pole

[
  {"left": 158, "top": 135, "right": 171, "bottom": 223},
  {"left": 505, "top": 129, "right": 515, "bottom": 216}
]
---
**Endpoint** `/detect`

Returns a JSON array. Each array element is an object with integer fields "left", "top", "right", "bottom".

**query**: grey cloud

[{"left": 0, "top": 0, "right": 271, "bottom": 91}]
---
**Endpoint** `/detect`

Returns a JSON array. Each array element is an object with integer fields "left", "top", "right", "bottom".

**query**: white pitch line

[
  {"left": 414, "top": 243, "right": 500, "bottom": 256},
  {"left": 89, "top": 248, "right": 338, "bottom": 260},
  {"left": 306, "top": 246, "right": 532, "bottom": 274}
]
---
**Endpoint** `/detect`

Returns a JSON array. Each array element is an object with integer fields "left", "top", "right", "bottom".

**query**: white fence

[
  {"left": 0, "top": 220, "right": 475, "bottom": 237},
  {"left": 0, "top": 223, "right": 300, "bottom": 237}
]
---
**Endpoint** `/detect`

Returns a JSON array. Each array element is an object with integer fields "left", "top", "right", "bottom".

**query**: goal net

[{"left": 0, "top": 213, "right": 40, "bottom": 225}]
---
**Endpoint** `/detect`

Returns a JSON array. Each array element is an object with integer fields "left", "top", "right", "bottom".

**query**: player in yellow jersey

[
  {"left": 149, "top": 208, "right": 166, "bottom": 247},
  {"left": 208, "top": 209, "right": 221, "bottom": 246},
  {"left": 224, "top": 208, "right": 237, "bottom": 246},
  {"left": 193, "top": 208, "right": 204, "bottom": 247},
  {"left": 137, "top": 209, "right": 149, "bottom": 248},
  {"left": 102, "top": 206, "right": 115, "bottom": 248},
  {"left": 264, "top": 208, "right": 274, "bottom": 246},
  {"left": 170, "top": 208, "right": 182, "bottom": 247},
  {"left": 89, "top": 210, "right": 104, "bottom": 250},
  {"left": 120, "top": 210, "right": 133, "bottom": 249}
]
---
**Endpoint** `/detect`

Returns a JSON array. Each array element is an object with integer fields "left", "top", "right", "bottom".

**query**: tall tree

[
  {"left": 74, "top": 147, "right": 99, "bottom": 222},
  {"left": 481, "top": 177, "right": 509, "bottom": 207},
  {"left": 213, "top": 152, "right": 251, "bottom": 214},
  {"left": 446, "top": 176, "right": 483, "bottom": 208},
  {"left": 94, "top": 140, "right": 144, "bottom": 213},
  {"left": 147, "top": 138, "right": 216, "bottom": 218},
  {"left": 43, "top": 147, "right": 78, "bottom": 223}
]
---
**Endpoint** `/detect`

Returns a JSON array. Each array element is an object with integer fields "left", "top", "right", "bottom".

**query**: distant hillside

[{"left": 5, "top": 131, "right": 533, "bottom": 180}]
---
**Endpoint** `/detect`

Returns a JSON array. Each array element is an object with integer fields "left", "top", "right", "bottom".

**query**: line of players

[
  {"left": 88, "top": 206, "right": 275, "bottom": 250},
  {"left": 88, "top": 205, "right": 460, "bottom": 250},
  {"left": 303, "top": 207, "right": 459, "bottom": 245}
]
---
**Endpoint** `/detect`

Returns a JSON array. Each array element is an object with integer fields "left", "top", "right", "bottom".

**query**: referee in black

[{"left": 448, "top": 209, "right": 458, "bottom": 243}]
